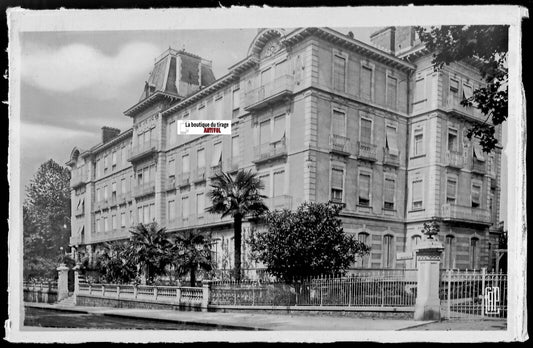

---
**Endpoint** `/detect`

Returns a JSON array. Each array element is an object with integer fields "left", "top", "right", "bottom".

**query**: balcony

[
  {"left": 383, "top": 148, "right": 400, "bottom": 167},
  {"left": 265, "top": 195, "right": 293, "bottom": 211},
  {"left": 329, "top": 135, "right": 351, "bottom": 156},
  {"left": 244, "top": 75, "right": 294, "bottom": 111},
  {"left": 193, "top": 167, "right": 206, "bottom": 183},
  {"left": 116, "top": 193, "right": 131, "bottom": 204},
  {"left": 445, "top": 151, "right": 463, "bottom": 168},
  {"left": 208, "top": 164, "right": 223, "bottom": 178},
  {"left": 472, "top": 160, "right": 486, "bottom": 174},
  {"left": 178, "top": 172, "right": 190, "bottom": 187},
  {"left": 357, "top": 141, "right": 378, "bottom": 162},
  {"left": 443, "top": 95, "right": 485, "bottom": 122},
  {"left": 253, "top": 139, "right": 287, "bottom": 164},
  {"left": 441, "top": 203, "right": 492, "bottom": 225},
  {"left": 134, "top": 183, "right": 155, "bottom": 198},
  {"left": 128, "top": 139, "right": 157, "bottom": 162},
  {"left": 70, "top": 168, "right": 87, "bottom": 189}
]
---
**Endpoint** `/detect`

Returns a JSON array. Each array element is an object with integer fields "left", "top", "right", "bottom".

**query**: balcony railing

[
  {"left": 253, "top": 139, "right": 287, "bottom": 164},
  {"left": 116, "top": 193, "right": 131, "bottom": 204},
  {"left": 244, "top": 75, "right": 294, "bottom": 111},
  {"left": 444, "top": 94, "right": 484, "bottom": 121},
  {"left": 441, "top": 203, "right": 492, "bottom": 225},
  {"left": 128, "top": 139, "right": 157, "bottom": 162},
  {"left": 329, "top": 135, "right": 350, "bottom": 155},
  {"left": 472, "top": 160, "right": 486, "bottom": 174},
  {"left": 383, "top": 148, "right": 400, "bottom": 167},
  {"left": 134, "top": 183, "right": 155, "bottom": 198},
  {"left": 178, "top": 172, "right": 190, "bottom": 187},
  {"left": 445, "top": 151, "right": 463, "bottom": 168},
  {"left": 265, "top": 195, "right": 293, "bottom": 211},
  {"left": 357, "top": 141, "right": 377, "bottom": 161},
  {"left": 208, "top": 164, "right": 223, "bottom": 178},
  {"left": 166, "top": 177, "right": 176, "bottom": 191}
]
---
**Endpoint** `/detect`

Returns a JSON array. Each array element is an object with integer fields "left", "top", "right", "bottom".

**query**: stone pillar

[
  {"left": 56, "top": 263, "right": 70, "bottom": 302},
  {"left": 73, "top": 264, "right": 81, "bottom": 303},
  {"left": 201, "top": 280, "right": 211, "bottom": 312},
  {"left": 414, "top": 238, "right": 444, "bottom": 321}
]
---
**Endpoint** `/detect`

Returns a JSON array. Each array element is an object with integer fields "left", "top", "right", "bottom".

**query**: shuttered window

[
  {"left": 448, "top": 128, "right": 458, "bottom": 152},
  {"left": 273, "top": 170, "right": 285, "bottom": 197},
  {"left": 471, "top": 183, "right": 481, "bottom": 208},
  {"left": 412, "top": 180, "right": 423, "bottom": 209},
  {"left": 414, "top": 78, "right": 425, "bottom": 102},
  {"left": 361, "top": 66, "right": 372, "bottom": 99},
  {"left": 143, "top": 205, "right": 150, "bottom": 224},
  {"left": 384, "top": 235, "right": 394, "bottom": 268},
  {"left": 260, "top": 120, "right": 271, "bottom": 145},
  {"left": 211, "top": 142, "right": 222, "bottom": 166},
  {"left": 168, "top": 200, "right": 175, "bottom": 221},
  {"left": 333, "top": 55, "right": 346, "bottom": 92},
  {"left": 182, "top": 154, "right": 190, "bottom": 174},
  {"left": 332, "top": 110, "right": 345, "bottom": 137},
  {"left": 232, "top": 88, "right": 240, "bottom": 110},
  {"left": 182, "top": 197, "right": 189, "bottom": 219},
  {"left": 231, "top": 136, "right": 239, "bottom": 160},
  {"left": 331, "top": 168, "right": 344, "bottom": 202},
  {"left": 260, "top": 174, "right": 270, "bottom": 197},
  {"left": 260, "top": 68, "right": 272, "bottom": 86},
  {"left": 358, "top": 173, "right": 371, "bottom": 206},
  {"left": 197, "top": 149, "right": 205, "bottom": 170},
  {"left": 385, "top": 126, "right": 399, "bottom": 156},
  {"left": 384, "top": 177, "right": 395, "bottom": 209},
  {"left": 273, "top": 115, "right": 286, "bottom": 142},
  {"left": 275, "top": 60, "right": 288, "bottom": 78},
  {"left": 386, "top": 75, "right": 397, "bottom": 108},
  {"left": 360, "top": 118, "right": 372, "bottom": 144},
  {"left": 447, "top": 178, "right": 457, "bottom": 203},
  {"left": 196, "top": 193, "right": 205, "bottom": 215},
  {"left": 414, "top": 128, "right": 424, "bottom": 156}
]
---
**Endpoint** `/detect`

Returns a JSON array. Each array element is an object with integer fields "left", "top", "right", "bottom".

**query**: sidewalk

[
  {"left": 24, "top": 302, "right": 433, "bottom": 331},
  {"left": 402, "top": 319, "right": 507, "bottom": 331}
]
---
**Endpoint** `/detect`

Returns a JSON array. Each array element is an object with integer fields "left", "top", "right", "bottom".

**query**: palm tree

[
  {"left": 129, "top": 223, "right": 173, "bottom": 285},
  {"left": 171, "top": 229, "right": 212, "bottom": 286},
  {"left": 206, "top": 169, "right": 268, "bottom": 282}
]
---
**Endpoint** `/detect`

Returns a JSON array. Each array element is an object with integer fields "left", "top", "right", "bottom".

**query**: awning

[
  {"left": 463, "top": 84, "right": 473, "bottom": 99},
  {"left": 385, "top": 126, "right": 399, "bottom": 156},
  {"left": 211, "top": 143, "right": 222, "bottom": 166},
  {"left": 473, "top": 143, "right": 485, "bottom": 161}
]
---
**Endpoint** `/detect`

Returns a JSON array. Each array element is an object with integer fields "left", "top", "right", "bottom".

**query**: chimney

[
  {"left": 102, "top": 126, "right": 121, "bottom": 144},
  {"left": 370, "top": 27, "right": 396, "bottom": 54},
  {"left": 394, "top": 27, "right": 417, "bottom": 54}
]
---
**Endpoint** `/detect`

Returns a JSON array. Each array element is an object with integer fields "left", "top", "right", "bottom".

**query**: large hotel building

[{"left": 66, "top": 27, "right": 503, "bottom": 272}]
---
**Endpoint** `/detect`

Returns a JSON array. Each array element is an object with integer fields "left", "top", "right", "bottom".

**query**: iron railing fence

[{"left": 440, "top": 269, "right": 507, "bottom": 320}]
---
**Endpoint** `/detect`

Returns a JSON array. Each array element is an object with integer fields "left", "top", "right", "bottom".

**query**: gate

[{"left": 440, "top": 268, "right": 507, "bottom": 320}]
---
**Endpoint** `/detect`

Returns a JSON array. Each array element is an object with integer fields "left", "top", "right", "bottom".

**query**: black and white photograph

[{"left": 6, "top": 5, "right": 528, "bottom": 343}]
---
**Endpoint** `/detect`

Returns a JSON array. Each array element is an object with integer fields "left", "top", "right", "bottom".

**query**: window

[
  {"left": 450, "top": 78, "right": 459, "bottom": 94},
  {"left": 260, "top": 174, "right": 270, "bottom": 197},
  {"left": 195, "top": 149, "right": 205, "bottom": 174},
  {"left": 103, "top": 155, "right": 108, "bottom": 173},
  {"left": 330, "top": 168, "right": 344, "bottom": 203},
  {"left": 463, "top": 83, "right": 473, "bottom": 100},
  {"left": 168, "top": 121, "right": 176, "bottom": 145},
  {"left": 358, "top": 232, "right": 369, "bottom": 268},
  {"left": 412, "top": 179, "right": 423, "bottom": 210},
  {"left": 104, "top": 185, "right": 108, "bottom": 200},
  {"left": 360, "top": 118, "right": 372, "bottom": 144},
  {"left": 137, "top": 207, "right": 143, "bottom": 224},
  {"left": 412, "top": 235, "right": 421, "bottom": 267},
  {"left": 211, "top": 142, "right": 222, "bottom": 167},
  {"left": 112, "top": 151, "right": 117, "bottom": 168},
  {"left": 273, "top": 115, "right": 286, "bottom": 143},
  {"left": 444, "top": 235, "right": 455, "bottom": 269},
  {"left": 182, "top": 154, "right": 190, "bottom": 175},
  {"left": 260, "top": 67, "right": 272, "bottom": 87},
  {"left": 196, "top": 193, "right": 205, "bottom": 216},
  {"left": 414, "top": 78, "right": 425, "bottom": 102},
  {"left": 333, "top": 54, "right": 346, "bottom": 92},
  {"left": 104, "top": 217, "right": 109, "bottom": 231},
  {"left": 121, "top": 178, "right": 126, "bottom": 195},
  {"left": 332, "top": 110, "right": 346, "bottom": 137},
  {"left": 182, "top": 197, "right": 189, "bottom": 219},
  {"left": 471, "top": 182, "right": 481, "bottom": 208},
  {"left": 215, "top": 96, "right": 224, "bottom": 120},
  {"left": 112, "top": 214, "right": 117, "bottom": 230},
  {"left": 448, "top": 128, "right": 458, "bottom": 152},
  {"left": 122, "top": 146, "right": 128, "bottom": 165},
  {"left": 385, "top": 126, "right": 399, "bottom": 156},
  {"left": 231, "top": 136, "right": 239, "bottom": 162},
  {"left": 413, "top": 128, "right": 424, "bottom": 156},
  {"left": 473, "top": 143, "right": 485, "bottom": 162},
  {"left": 121, "top": 212, "right": 126, "bottom": 227},
  {"left": 95, "top": 218, "right": 100, "bottom": 233},
  {"left": 273, "top": 170, "right": 285, "bottom": 197},
  {"left": 470, "top": 237, "right": 479, "bottom": 269},
  {"left": 149, "top": 204, "right": 155, "bottom": 222},
  {"left": 386, "top": 75, "right": 397, "bottom": 108},
  {"left": 111, "top": 182, "right": 117, "bottom": 200},
  {"left": 232, "top": 88, "right": 240, "bottom": 111},
  {"left": 129, "top": 210, "right": 133, "bottom": 226},
  {"left": 384, "top": 177, "right": 395, "bottom": 210},
  {"left": 260, "top": 120, "right": 271, "bottom": 146},
  {"left": 358, "top": 172, "right": 371, "bottom": 206},
  {"left": 198, "top": 104, "right": 206, "bottom": 119},
  {"left": 446, "top": 178, "right": 457, "bottom": 204},
  {"left": 275, "top": 60, "right": 288, "bottom": 79},
  {"left": 361, "top": 66, "right": 372, "bottom": 100},
  {"left": 168, "top": 200, "right": 176, "bottom": 221},
  {"left": 142, "top": 205, "right": 148, "bottom": 224},
  {"left": 96, "top": 188, "right": 101, "bottom": 202},
  {"left": 383, "top": 235, "right": 394, "bottom": 268},
  {"left": 143, "top": 167, "right": 150, "bottom": 184}
]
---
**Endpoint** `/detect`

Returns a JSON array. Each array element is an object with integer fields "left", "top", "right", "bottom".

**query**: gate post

[
  {"left": 201, "top": 280, "right": 211, "bottom": 312},
  {"left": 56, "top": 263, "right": 70, "bottom": 302},
  {"left": 73, "top": 263, "right": 81, "bottom": 304},
  {"left": 414, "top": 239, "right": 444, "bottom": 321}
]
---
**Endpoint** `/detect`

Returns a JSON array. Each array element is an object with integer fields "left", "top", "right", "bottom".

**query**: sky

[{"left": 17, "top": 26, "right": 506, "bottom": 220}]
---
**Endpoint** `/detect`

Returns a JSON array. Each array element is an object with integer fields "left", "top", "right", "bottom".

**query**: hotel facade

[{"left": 66, "top": 27, "right": 503, "bottom": 272}]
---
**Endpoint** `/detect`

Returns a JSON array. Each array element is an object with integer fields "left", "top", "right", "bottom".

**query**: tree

[
  {"left": 23, "top": 159, "right": 71, "bottom": 280},
  {"left": 415, "top": 25, "right": 508, "bottom": 152},
  {"left": 95, "top": 241, "right": 137, "bottom": 284},
  {"left": 171, "top": 230, "right": 213, "bottom": 286},
  {"left": 129, "top": 223, "right": 173, "bottom": 284},
  {"left": 206, "top": 169, "right": 268, "bottom": 282},
  {"left": 248, "top": 202, "right": 371, "bottom": 283}
]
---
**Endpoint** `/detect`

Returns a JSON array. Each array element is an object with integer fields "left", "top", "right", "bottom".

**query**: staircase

[{"left": 56, "top": 294, "right": 76, "bottom": 307}]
